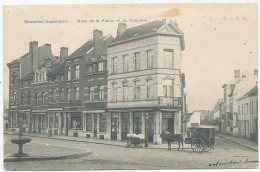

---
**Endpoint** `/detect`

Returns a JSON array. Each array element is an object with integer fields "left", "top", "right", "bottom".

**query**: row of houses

[
  {"left": 7, "top": 19, "right": 187, "bottom": 144},
  {"left": 212, "top": 70, "right": 258, "bottom": 142}
]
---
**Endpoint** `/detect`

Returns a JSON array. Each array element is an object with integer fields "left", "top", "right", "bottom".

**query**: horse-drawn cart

[
  {"left": 126, "top": 133, "right": 145, "bottom": 148},
  {"left": 185, "top": 127, "right": 215, "bottom": 152}
]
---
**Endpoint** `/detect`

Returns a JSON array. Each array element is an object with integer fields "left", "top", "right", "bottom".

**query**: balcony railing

[
  {"left": 69, "top": 100, "right": 81, "bottom": 106},
  {"left": 158, "top": 97, "right": 182, "bottom": 107}
]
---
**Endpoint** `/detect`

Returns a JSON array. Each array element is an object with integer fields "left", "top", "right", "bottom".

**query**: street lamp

[{"left": 145, "top": 113, "right": 149, "bottom": 147}]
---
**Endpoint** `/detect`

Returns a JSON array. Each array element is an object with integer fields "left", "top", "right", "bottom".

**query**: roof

[
  {"left": 69, "top": 40, "right": 94, "bottom": 58},
  {"left": 113, "top": 20, "right": 166, "bottom": 43},
  {"left": 20, "top": 71, "right": 34, "bottom": 81},
  {"left": 48, "top": 61, "right": 66, "bottom": 76},
  {"left": 109, "top": 20, "right": 185, "bottom": 50},
  {"left": 7, "top": 52, "right": 30, "bottom": 67},
  {"left": 238, "top": 85, "right": 258, "bottom": 100}
]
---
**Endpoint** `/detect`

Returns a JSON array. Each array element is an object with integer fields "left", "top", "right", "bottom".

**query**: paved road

[{"left": 4, "top": 135, "right": 258, "bottom": 170}]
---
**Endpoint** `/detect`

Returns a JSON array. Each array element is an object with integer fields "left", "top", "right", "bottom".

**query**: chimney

[
  {"left": 44, "top": 43, "right": 51, "bottom": 50},
  {"left": 234, "top": 69, "right": 240, "bottom": 83},
  {"left": 93, "top": 29, "right": 103, "bottom": 58},
  {"left": 254, "top": 69, "right": 258, "bottom": 76},
  {"left": 117, "top": 23, "right": 127, "bottom": 37},
  {"left": 45, "top": 58, "right": 52, "bottom": 68},
  {"left": 60, "top": 47, "right": 68, "bottom": 62},
  {"left": 29, "top": 41, "right": 39, "bottom": 70}
]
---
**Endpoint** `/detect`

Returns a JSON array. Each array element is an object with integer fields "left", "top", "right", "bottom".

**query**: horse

[{"left": 160, "top": 131, "right": 184, "bottom": 151}]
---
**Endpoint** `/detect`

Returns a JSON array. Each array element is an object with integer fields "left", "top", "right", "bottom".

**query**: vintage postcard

[{"left": 2, "top": 3, "right": 258, "bottom": 171}]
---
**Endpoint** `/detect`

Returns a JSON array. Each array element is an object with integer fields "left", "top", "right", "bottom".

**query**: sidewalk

[
  {"left": 217, "top": 133, "right": 258, "bottom": 151},
  {"left": 5, "top": 131, "right": 185, "bottom": 150},
  {"left": 4, "top": 134, "right": 92, "bottom": 162}
]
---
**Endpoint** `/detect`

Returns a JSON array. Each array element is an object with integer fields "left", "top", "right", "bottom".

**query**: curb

[
  {"left": 4, "top": 151, "right": 92, "bottom": 162},
  {"left": 217, "top": 134, "right": 258, "bottom": 152},
  {"left": 6, "top": 133, "right": 168, "bottom": 150}
]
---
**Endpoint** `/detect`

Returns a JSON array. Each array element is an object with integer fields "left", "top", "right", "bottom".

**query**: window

[
  {"left": 86, "top": 114, "right": 92, "bottom": 131},
  {"left": 43, "top": 71, "right": 47, "bottom": 81},
  {"left": 98, "top": 86, "right": 104, "bottom": 100},
  {"left": 134, "top": 81, "right": 140, "bottom": 99},
  {"left": 28, "top": 92, "right": 31, "bottom": 105},
  {"left": 60, "top": 75, "right": 64, "bottom": 81},
  {"left": 98, "top": 62, "right": 104, "bottom": 72},
  {"left": 112, "top": 57, "right": 117, "bottom": 73},
  {"left": 60, "top": 88, "right": 64, "bottom": 102},
  {"left": 67, "top": 66, "right": 71, "bottom": 80},
  {"left": 88, "top": 65, "right": 93, "bottom": 73},
  {"left": 89, "top": 87, "right": 94, "bottom": 101},
  {"left": 146, "top": 50, "right": 153, "bottom": 69},
  {"left": 134, "top": 52, "right": 140, "bottom": 70},
  {"left": 146, "top": 80, "right": 152, "bottom": 98},
  {"left": 163, "top": 81, "right": 173, "bottom": 97},
  {"left": 93, "top": 63, "right": 97, "bottom": 73},
  {"left": 123, "top": 55, "right": 129, "bottom": 72},
  {"left": 99, "top": 114, "right": 107, "bottom": 132},
  {"left": 122, "top": 82, "right": 128, "bottom": 100},
  {"left": 163, "top": 49, "right": 174, "bottom": 68},
  {"left": 35, "top": 93, "right": 39, "bottom": 105},
  {"left": 52, "top": 88, "right": 56, "bottom": 102},
  {"left": 13, "top": 92, "right": 17, "bottom": 104},
  {"left": 55, "top": 113, "right": 59, "bottom": 128},
  {"left": 12, "top": 75, "right": 17, "bottom": 85},
  {"left": 71, "top": 113, "right": 81, "bottom": 129},
  {"left": 75, "top": 64, "right": 80, "bottom": 79},
  {"left": 75, "top": 87, "right": 79, "bottom": 100},
  {"left": 67, "top": 88, "right": 71, "bottom": 102},
  {"left": 21, "top": 93, "right": 24, "bottom": 105},
  {"left": 42, "top": 92, "right": 45, "bottom": 105},
  {"left": 112, "top": 83, "right": 117, "bottom": 101}
]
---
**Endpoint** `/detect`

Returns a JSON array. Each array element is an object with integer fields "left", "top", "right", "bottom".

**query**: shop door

[
  {"left": 38, "top": 115, "right": 41, "bottom": 133},
  {"left": 145, "top": 117, "right": 154, "bottom": 142},
  {"left": 94, "top": 114, "right": 97, "bottom": 138},
  {"left": 133, "top": 113, "right": 142, "bottom": 134},
  {"left": 121, "top": 114, "right": 130, "bottom": 140},
  {"left": 111, "top": 118, "right": 118, "bottom": 140}
]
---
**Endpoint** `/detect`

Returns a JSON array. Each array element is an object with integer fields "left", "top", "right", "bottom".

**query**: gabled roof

[
  {"left": 109, "top": 20, "right": 185, "bottom": 50},
  {"left": 7, "top": 52, "right": 30, "bottom": 67}
]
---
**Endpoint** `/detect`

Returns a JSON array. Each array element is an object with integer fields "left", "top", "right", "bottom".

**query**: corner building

[{"left": 107, "top": 20, "right": 186, "bottom": 144}]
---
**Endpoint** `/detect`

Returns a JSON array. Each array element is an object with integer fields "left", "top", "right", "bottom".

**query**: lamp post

[{"left": 145, "top": 113, "right": 149, "bottom": 147}]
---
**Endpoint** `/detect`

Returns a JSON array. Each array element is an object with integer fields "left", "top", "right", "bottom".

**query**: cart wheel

[
  {"left": 204, "top": 145, "right": 213, "bottom": 152},
  {"left": 191, "top": 138, "right": 205, "bottom": 152},
  {"left": 138, "top": 141, "right": 143, "bottom": 148}
]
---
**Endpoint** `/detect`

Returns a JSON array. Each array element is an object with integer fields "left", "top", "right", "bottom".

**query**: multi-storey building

[
  {"left": 7, "top": 20, "right": 186, "bottom": 145},
  {"left": 7, "top": 42, "right": 58, "bottom": 132},
  {"left": 107, "top": 20, "right": 186, "bottom": 144}
]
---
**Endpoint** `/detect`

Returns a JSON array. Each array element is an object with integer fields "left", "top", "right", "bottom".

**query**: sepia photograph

[{"left": 2, "top": 2, "right": 259, "bottom": 170}]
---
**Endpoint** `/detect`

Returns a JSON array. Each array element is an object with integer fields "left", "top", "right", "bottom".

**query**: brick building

[{"left": 7, "top": 20, "right": 187, "bottom": 145}]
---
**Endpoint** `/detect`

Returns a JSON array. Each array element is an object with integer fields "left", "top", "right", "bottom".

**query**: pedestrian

[{"left": 5, "top": 121, "right": 9, "bottom": 130}]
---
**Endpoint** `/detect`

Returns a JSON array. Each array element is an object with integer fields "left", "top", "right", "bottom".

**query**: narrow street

[{"left": 4, "top": 134, "right": 258, "bottom": 170}]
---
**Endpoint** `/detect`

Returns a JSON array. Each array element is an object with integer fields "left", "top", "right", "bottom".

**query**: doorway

[
  {"left": 111, "top": 113, "right": 119, "bottom": 140},
  {"left": 121, "top": 113, "right": 130, "bottom": 140}
]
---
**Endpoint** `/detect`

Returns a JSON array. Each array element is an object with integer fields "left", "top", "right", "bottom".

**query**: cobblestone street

[{"left": 4, "top": 134, "right": 258, "bottom": 170}]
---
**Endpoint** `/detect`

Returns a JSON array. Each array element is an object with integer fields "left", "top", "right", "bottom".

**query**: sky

[{"left": 3, "top": 4, "right": 258, "bottom": 112}]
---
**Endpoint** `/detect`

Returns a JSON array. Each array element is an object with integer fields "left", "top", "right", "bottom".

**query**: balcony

[
  {"left": 69, "top": 100, "right": 81, "bottom": 106},
  {"left": 158, "top": 97, "right": 182, "bottom": 107}
]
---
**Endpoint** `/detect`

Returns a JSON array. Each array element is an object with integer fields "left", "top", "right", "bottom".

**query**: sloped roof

[
  {"left": 20, "top": 71, "right": 34, "bottom": 81},
  {"left": 238, "top": 85, "right": 258, "bottom": 100},
  {"left": 69, "top": 40, "right": 94, "bottom": 58},
  {"left": 7, "top": 52, "right": 30, "bottom": 67},
  {"left": 48, "top": 61, "right": 66, "bottom": 76},
  {"left": 113, "top": 20, "right": 166, "bottom": 43},
  {"left": 109, "top": 20, "right": 185, "bottom": 50}
]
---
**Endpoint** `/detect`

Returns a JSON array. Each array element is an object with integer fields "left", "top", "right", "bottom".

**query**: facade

[
  {"left": 107, "top": 20, "right": 186, "bottom": 144},
  {"left": 7, "top": 20, "right": 186, "bottom": 145}
]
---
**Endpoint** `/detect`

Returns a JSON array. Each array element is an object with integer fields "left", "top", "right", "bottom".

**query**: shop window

[
  {"left": 49, "top": 114, "right": 53, "bottom": 128},
  {"left": 133, "top": 113, "right": 142, "bottom": 134},
  {"left": 99, "top": 114, "right": 107, "bottom": 132},
  {"left": 54, "top": 113, "right": 59, "bottom": 128},
  {"left": 71, "top": 113, "right": 81, "bottom": 129},
  {"left": 86, "top": 114, "right": 92, "bottom": 131}
]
